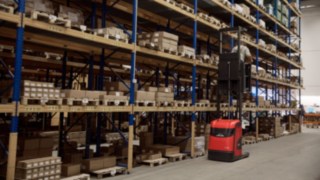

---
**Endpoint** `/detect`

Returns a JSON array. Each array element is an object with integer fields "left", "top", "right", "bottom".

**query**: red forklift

[{"left": 208, "top": 27, "right": 250, "bottom": 162}]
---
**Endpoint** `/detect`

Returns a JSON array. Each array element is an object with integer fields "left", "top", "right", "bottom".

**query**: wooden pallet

[
  {"left": 29, "top": 10, "right": 71, "bottom": 28},
  {"left": 195, "top": 103, "right": 209, "bottom": 107},
  {"left": 244, "top": 140, "right": 256, "bottom": 144},
  {"left": 91, "top": 166, "right": 127, "bottom": 179},
  {"left": 0, "top": 3, "right": 14, "bottom": 14},
  {"left": 157, "top": 101, "right": 174, "bottom": 107},
  {"left": 178, "top": 52, "right": 195, "bottom": 59},
  {"left": 61, "top": 174, "right": 90, "bottom": 180},
  {"left": 101, "top": 99, "right": 129, "bottom": 106},
  {"left": 173, "top": 101, "right": 191, "bottom": 107},
  {"left": 64, "top": 98, "right": 99, "bottom": 106},
  {"left": 164, "top": 0, "right": 177, "bottom": 6},
  {"left": 176, "top": 3, "right": 194, "bottom": 14},
  {"left": 161, "top": 48, "right": 178, "bottom": 55},
  {"left": 142, "top": 158, "right": 168, "bottom": 167},
  {"left": 21, "top": 97, "right": 62, "bottom": 105},
  {"left": 135, "top": 101, "right": 156, "bottom": 106},
  {"left": 96, "top": 33, "right": 129, "bottom": 43},
  {"left": 165, "top": 153, "right": 187, "bottom": 162}
]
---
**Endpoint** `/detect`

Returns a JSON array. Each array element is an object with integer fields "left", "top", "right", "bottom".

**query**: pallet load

[
  {"left": 258, "top": 117, "right": 283, "bottom": 138},
  {"left": 21, "top": 80, "right": 62, "bottom": 105},
  {"left": 239, "top": 4, "right": 250, "bottom": 18},
  {"left": 196, "top": 54, "right": 218, "bottom": 65},
  {"left": 61, "top": 164, "right": 81, "bottom": 177},
  {"left": 15, "top": 157, "right": 61, "bottom": 180},
  {"left": 167, "top": 136, "right": 205, "bottom": 156},
  {"left": 100, "top": 91, "right": 129, "bottom": 106},
  {"left": 178, "top": 45, "right": 195, "bottom": 59},
  {"left": 58, "top": 5, "right": 85, "bottom": 29},
  {"left": 106, "top": 81, "right": 137, "bottom": 92},
  {"left": 19, "top": 138, "right": 54, "bottom": 160},
  {"left": 0, "top": 0, "right": 14, "bottom": 13},
  {"left": 136, "top": 151, "right": 162, "bottom": 163},
  {"left": 25, "top": 0, "right": 54, "bottom": 15},
  {"left": 61, "top": 89, "right": 105, "bottom": 105},
  {"left": 266, "top": 44, "right": 276, "bottom": 52},
  {"left": 94, "top": 27, "right": 129, "bottom": 43},
  {"left": 138, "top": 31, "right": 179, "bottom": 54},
  {"left": 66, "top": 131, "right": 86, "bottom": 146},
  {"left": 135, "top": 90, "right": 156, "bottom": 106},
  {"left": 155, "top": 87, "right": 174, "bottom": 105}
]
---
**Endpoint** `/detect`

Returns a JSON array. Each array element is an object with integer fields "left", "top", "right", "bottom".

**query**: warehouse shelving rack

[{"left": 0, "top": 0, "right": 302, "bottom": 179}]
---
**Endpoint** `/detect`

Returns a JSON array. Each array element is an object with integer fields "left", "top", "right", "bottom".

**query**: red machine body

[{"left": 208, "top": 119, "right": 247, "bottom": 162}]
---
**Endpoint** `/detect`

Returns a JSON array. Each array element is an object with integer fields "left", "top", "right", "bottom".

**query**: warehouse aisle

[{"left": 106, "top": 128, "right": 320, "bottom": 180}]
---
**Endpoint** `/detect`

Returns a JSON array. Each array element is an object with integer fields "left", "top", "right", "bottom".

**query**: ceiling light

[{"left": 301, "top": 4, "right": 316, "bottom": 9}]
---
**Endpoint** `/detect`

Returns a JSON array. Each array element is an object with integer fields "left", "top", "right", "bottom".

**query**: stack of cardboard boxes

[
  {"left": 22, "top": 80, "right": 61, "bottom": 101},
  {"left": 19, "top": 138, "right": 54, "bottom": 160},
  {"left": 58, "top": 5, "right": 84, "bottom": 27},
  {"left": 94, "top": 27, "right": 130, "bottom": 42},
  {"left": 258, "top": 117, "right": 283, "bottom": 138},
  {"left": 138, "top": 31, "right": 179, "bottom": 52},
  {"left": 265, "top": 0, "right": 289, "bottom": 27},
  {"left": 25, "top": 0, "right": 54, "bottom": 15},
  {"left": 155, "top": 87, "right": 174, "bottom": 103},
  {"left": 66, "top": 131, "right": 86, "bottom": 146},
  {"left": 178, "top": 45, "right": 195, "bottom": 58},
  {"left": 15, "top": 157, "right": 61, "bottom": 180},
  {"left": 81, "top": 156, "right": 116, "bottom": 173}
]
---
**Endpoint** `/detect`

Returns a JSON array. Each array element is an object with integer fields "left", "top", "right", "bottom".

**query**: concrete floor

[{"left": 106, "top": 128, "right": 320, "bottom": 180}]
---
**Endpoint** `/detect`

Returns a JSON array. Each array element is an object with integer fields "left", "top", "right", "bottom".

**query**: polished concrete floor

[{"left": 106, "top": 128, "right": 320, "bottom": 180}]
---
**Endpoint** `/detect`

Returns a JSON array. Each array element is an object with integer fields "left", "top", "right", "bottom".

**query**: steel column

[{"left": 7, "top": 1, "right": 25, "bottom": 178}]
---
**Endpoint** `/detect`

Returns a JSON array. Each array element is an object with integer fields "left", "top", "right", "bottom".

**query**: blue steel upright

[
  {"left": 128, "top": 0, "right": 138, "bottom": 172},
  {"left": 7, "top": 0, "right": 25, "bottom": 179},
  {"left": 191, "top": 0, "right": 198, "bottom": 157}
]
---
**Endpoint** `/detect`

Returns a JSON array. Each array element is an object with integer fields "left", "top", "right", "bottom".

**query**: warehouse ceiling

[{"left": 301, "top": 0, "right": 320, "bottom": 12}]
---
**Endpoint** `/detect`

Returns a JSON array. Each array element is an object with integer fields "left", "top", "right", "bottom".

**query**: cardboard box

[
  {"left": 63, "top": 152, "right": 83, "bottom": 164},
  {"left": 25, "top": 0, "right": 54, "bottom": 14},
  {"left": 108, "top": 91, "right": 124, "bottom": 96},
  {"left": 58, "top": 5, "right": 84, "bottom": 26},
  {"left": 81, "top": 158, "right": 104, "bottom": 172},
  {"left": 135, "top": 91, "right": 156, "bottom": 101},
  {"left": 23, "top": 138, "right": 40, "bottom": 150},
  {"left": 140, "top": 132, "right": 153, "bottom": 149},
  {"left": 240, "top": 4, "right": 250, "bottom": 16},
  {"left": 61, "top": 90, "right": 86, "bottom": 99},
  {"left": 39, "top": 138, "right": 54, "bottom": 149},
  {"left": 148, "top": 145, "right": 180, "bottom": 156},
  {"left": 81, "top": 156, "right": 116, "bottom": 172},
  {"left": 106, "top": 81, "right": 134, "bottom": 92},
  {"left": 61, "top": 164, "right": 81, "bottom": 177},
  {"left": 152, "top": 31, "right": 179, "bottom": 41}
]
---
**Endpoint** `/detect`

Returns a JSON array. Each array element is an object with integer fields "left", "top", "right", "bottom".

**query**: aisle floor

[{"left": 105, "top": 128, "right": 320, "bottom": 180}]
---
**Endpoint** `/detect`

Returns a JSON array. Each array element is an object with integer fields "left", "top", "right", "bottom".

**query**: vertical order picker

[{"left": 208, "top": 27, "right": 250, "bottom": 162}]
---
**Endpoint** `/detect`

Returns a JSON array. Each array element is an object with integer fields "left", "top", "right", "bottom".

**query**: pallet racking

[{"left": 0, "top": 0, "right": 302, "bottom": 179}]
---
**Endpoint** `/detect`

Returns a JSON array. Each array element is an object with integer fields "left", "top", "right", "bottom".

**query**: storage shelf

[{"left": 0, "top": 104, "right": 299, "bottom": 113}]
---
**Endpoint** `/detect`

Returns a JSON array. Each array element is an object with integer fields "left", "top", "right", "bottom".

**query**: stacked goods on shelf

[
  {"left": 25, "top": 0, "right": 54, "bottom": 15},
  {"left": 19, "top": 138, "right": 54, "bottom": 160},
  {"left": 66, "top": 131, "right": 86, "bottom": 146},
  {"left": 258, "top": 39, "right": 266, "bottom": 48},
  {"left": 106, "top": 81, "right": 137, "bottom": 92},
  {"left": 148, "top": 145, "right": 180, "bottom": 156},
  {"left": 167, "top": 136, "right": 206, "bottom": 155},
  {"left": 138, "top": 31, "right": 179, "bottom": 53},
  {"left": 81, "top": 156, "right": 116, "bottom": 173},
  {"left": 21, "top": 80, "right": 62, "bottom": 105},
  {"left": 155, "top": 87, "right": 174, "bottom": 103},
  {"left": 100, "top": 91, "right": 129, "bottom": 106},
  {"left": 178, "top": 45, "right": 195, "bottom": 59},
  {"left": 61, "top": 89, "right": 105, "bottom": 105},
  {"left": 265, "top": 3, "right": 273, "bottom": 16},
  {"left": 258, "top": 117, "right": 283, "bottom": 138},
  {"left": 15, "top": 157, "right": 61, "bottom": 180},
  {"left": 61, "top": 164, "right": 81, "bottom": 177},
  {"left": 135, "top": 90, "right": 156, "bottom": 103},
  {"left": 57, "top": 5, "right": 84, "bottom": 27},
  {"left": 283, "top": 115, "right": 301, "bottom": 133},
  {"left": 0, "top": 0, "right": 15, "bottom": 5},
  {"left": 136, "top": 151, "right": 162, "bottom": 163},
  {"left": 196, "top": 54, "right": 219, "bottom": 65},
  {"left": 266, "top": 44, "right": 277, "bottom": 52},
  {"left": 265, "top": 0, "right": 289, "bottom": 27},
  {"left": 239, "top": 4, "right": 250, "bottom": 17},
  {"left": 105, "top": 132, "right": 129, "bottom": 143},
  {"left": 94, "top": 26, "right": 130, "bottom": 42},
  {"left": 259, "top": 19, "right": 266, "bottom": 29}
]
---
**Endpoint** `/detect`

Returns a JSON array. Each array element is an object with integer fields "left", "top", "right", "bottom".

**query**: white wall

[{"left": 301, "top": 7, "right": 320, "bottom": 105}]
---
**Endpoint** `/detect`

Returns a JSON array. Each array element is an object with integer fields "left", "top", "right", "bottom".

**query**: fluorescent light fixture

[{"left": 301, "top": 4, "right": 316, "bottom": 9}]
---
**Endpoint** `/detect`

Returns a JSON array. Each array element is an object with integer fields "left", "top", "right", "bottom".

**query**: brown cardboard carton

[
  {"left": 140, "top": 132, "right": 153, "bottom": 149},
  {"left": 135, "top": 91, "right": 156, "bottom": 101},
  {"left": 147, "top": 153, "right": 162, "bottom": 160},
  {"left": 81, "top": 158, "right": 104, "bottom": 172},
  {"left": 148, "top": 145, "right": 180, "bottom": 156},
  {"left": 146, "top": 86, "right": 158, "bottom": 92},
  {"left": 61, "top": 164, "right": 81, "bottom": 177},
  {"left": 24, "top": 138, "right": 40, "bottom": 150},
  {"left": 61, "top": 90, "right": 86, "bottom": 99},
  {"left": 39, "top": 138, "right": 54, "bottom": 149},
  {"left": 63, "top": 152, "right": 82, "bottom": 164},
  {"left": 103, "top": 156, "right": 116, "bottom": 168}
]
